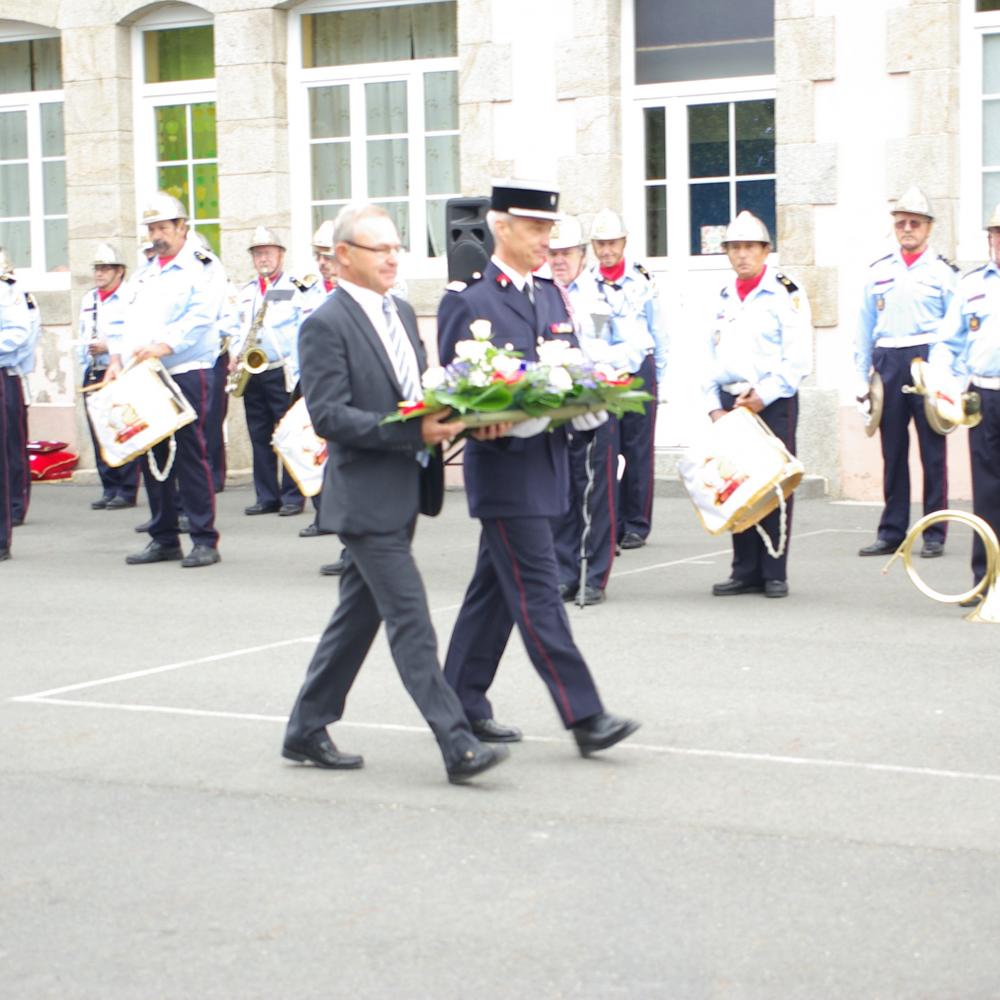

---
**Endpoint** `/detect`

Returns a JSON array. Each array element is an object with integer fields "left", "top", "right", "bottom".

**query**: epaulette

[
  {"left": 25, "top": 292, "right": 37, "bottom": 309},
  {"left": 0, "top": 274, "right": 14, "bottom": 285},
  {"left": 964, "top": 263, "right": 988, "bottom": 278},
  {"left": 776, "top": 272, "right": 798, "bottom": 294},
  {"left": 938, "top": 254, "right": 960, "bottom": 273},
  {"left": 193, "top": 250, "right": 213, "bottom": 266},
  {"left": 634, "top": 262, "right": 652, "bottom": 281},
  {"left": 445, "top": 280, "right": 467, "bottom": 293},
  {"left": 720, "top": 286, "right": 730, "bottom": 299},
  {"left": 869, "top": 252, "right": 893, "bottom": 268},
  {"left": 291, "top": 274, "right": 318, "bottom": 292}
]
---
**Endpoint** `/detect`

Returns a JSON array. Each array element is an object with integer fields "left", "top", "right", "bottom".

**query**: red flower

[
  {"left": 399, "top": 400, "right": 427, "bottom": 416},
  {"left": 491, "top": 370, "right": 524, "bottom": 385}
]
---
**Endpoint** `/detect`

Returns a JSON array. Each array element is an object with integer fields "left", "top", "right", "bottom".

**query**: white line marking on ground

[{"left": 13, "top": 697, "right": 1000, "bottom": 786}]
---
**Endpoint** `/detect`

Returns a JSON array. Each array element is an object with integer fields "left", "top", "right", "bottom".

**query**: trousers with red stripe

[{"left": 443, "top": 516, "right": 605, "bottom": 728}]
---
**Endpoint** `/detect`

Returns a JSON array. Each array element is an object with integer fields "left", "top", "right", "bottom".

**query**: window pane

[
  {"left": 0, "top": 39, "right": 62, "bottom": 94},
  {"left": 40, "top": 103, "right": 64, "bottom": 156},
  {"left": 191, "top": 102, "right": 217, "bottom": 159},
  {"left": 426, "top": 135, "right": 458, "bottom": 195},
  {"left": 367, "top": 139, "right": 409, "bottom": 197},
  {"left": 736, "top": 178, "right": 776, "bottom": 249},
  {"left": 156, "top": 105, "right": 189, "bottom": 162},
  {"left": 32, "top": 38, "right": 62, "bottom": 90},
  {"left": 45, "top": 217, "right": 68, "bottom": 271},
  {"left": 427, "top": 197, "right": 447, "bottom": 257},
  {"left": 0, "top": 221, "right": 30, "bottom": 268},
  {"left": 311, "top": 143, "right": 352, "bottom": 201},
  {"left": 303, "top": 3, "right": 457, "bottom": 68},
  {"left": 424, "top": 71, "right": 458, "bottom": 131},
  {"left": 984, "top": 172, "right": 1000, "bottom": 215},
  {"left": 0, "top": 164, "right": 30, "bottom": 217},
  {"left": 986, "top": 34, "right": 1000, "bottom": 94},
  {"left": 144, "top": 26, "right": 215, "bottom": 83},
  {"left": 0, "top": 42, "right": 31, "bottom": 94},
  {"left": 644, "top": 107, "right": 666, "bottom": 181},
  {"left": 193, "top": 222, "right": 220, "bottom": 257},
  {"left": 192, "top": 162, "right": 218, "bottom": 219},
  {"left": 0, "top": 111, "right": 28, "bottom": 161},
  {"left": 366, "top": 81, "right": 408, "bottom": 135},
  {"left": 645, "top": 185, "right": 667, "bottom": 257},
  {"left": 735, "top": 99, "right": 775, "bottom": 174},
  {"left": 43, "top": 160, "right": 66, "bottom": 215},
  {"left": 985, "top": 100, "right": 1000, "bottom": 166},
  {"left": 690, "top": 181, "right": 730, "bottom": 255},
  {"left": 309, "top": 86, "right": 351, "bottom": 139},
  {"left": 979, "top": 3, "right": 1000, "bottom": 14},
  {"left": 157, "top": 164, "right": 189, "bottom": 212},
  {"left": 312, "top": 203, "right": 344, "bottom": 232},
  {"left": 688, "top": 104, "right": 729, "bottom": 178},
  {"left": 374, "top": 201, "right": 410, "bottom": 250}
]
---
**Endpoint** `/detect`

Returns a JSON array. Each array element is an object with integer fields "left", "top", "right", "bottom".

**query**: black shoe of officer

[
  {"left": 282, "top": 732, "right": 364, "bottom": 769},
  {"left": 446, "top": 742, "right": 509, "bottom": 784},
  {"left": 91, "top": 494, "right": 113, "bottom": 510},
  {"left": 105, "top": 496, "right": 136, "bottom": 510},
  {"left": 181, "top": 544, "right": 221, "bottom": 568},
  {"left": 299, "top": 522, "right": 333, "bottom": 538},
  {"left": 279, "top": 502, "right": 305, "bottom": 517},
  {"left": 712, "top": 578, "right": 764, "bottom": 596},
  {"left": 0, "top": 547, "right": 10, "bottom": 561},
  {"left": 920, "top": 540, "right": 944, "bottom": 558},
  {"left": 579, "top": 585, "right": 605, "bottom": 605},
  {"left": 245, "top": 502, "right": 280, "bottom": 515},
  {"left": 764, "top": 580, "right": 789, "bottom": 599},
  {"left": 472, "top": 718, "right": 523, "bottom": 743},
  {"left": 320, "top": 558, "right": 346, "bottom": 576},
  {"left": 858, "top": 538, "right": 896, "bottom": 557},
  {"left": 619, "top": 531, "right": 646, "bottom": 550},
  {"left": 559, "top": 582, "right": 578, "bottom": 602},
  {"left": 572, "top": 713, "right": 641, "bottom": 757},
  {"left": 126, "top": 541, "right": 183, "bottom": 565},
  {"left": 134, "top": 518, "right": 153, "bottom": 533}
]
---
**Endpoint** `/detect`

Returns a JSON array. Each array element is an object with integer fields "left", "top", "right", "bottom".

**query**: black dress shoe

[
  {"left": 279, "top": 503, "right": 305, "bottom": 517},
  {"left": 920, "top": 540, "right": 944, "bottom": 558},
  {"left": 105, "top": 496, "right": 136, "bottom": 510},
  {"left": 712, "top": 577, "right": 764, "bottom": 596},
  {"left": 858, "top": 539, "right": 896, "bottom": 557},
  {"left": 447, "top": 742, "right": 509, "bottom": 784},
  {"left": 472, "top": 718, "right": 523, "bottom": 743},
  {"left": 245, "top": 502, "right": 280, "bottom": 515},
  {"left": 559, "top": 582, "right": 578, "bottom": 602},
  {"left": 580, "top": 585, "right": 605, "bottom": 605},
  {"left": 320, "top": 558, "right": 346, "bottom": 576},
  {"left": 282, "top": 733, "right": 364, "bottom": 769},
  {"left": 91, "top": 495, "right": 113, "bottom": 510},
  {"left": 619, "top": 531, "right": 646, "bottom": 550},
  {"left": 572, "top": 712, "right": 640, "bottom": 757},
  {"left": 764, "top": 579, "right": 789, "bottom": 599},
  {"left": 126, "top": 541, "right": 183, "bottom": 565},
  {"left": 134, "top": 518, "right": 153, "bottom": 533},
  {"left": 181, "top": 544, "right": 221, "bottom": 568},
  {"left": 0, "top": 547, "right": 10, "bottom": 561},
  {"left": 299, "top": 522, "right": 333, "bottom": 538}
]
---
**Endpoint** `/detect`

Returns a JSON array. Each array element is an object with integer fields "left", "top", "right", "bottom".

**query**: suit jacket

[
  {"left": 437, "top": 261, "right": 573, "bottom": 520},
  {"left": 299, "top": 288, "right": 440, "bottom": 535}
]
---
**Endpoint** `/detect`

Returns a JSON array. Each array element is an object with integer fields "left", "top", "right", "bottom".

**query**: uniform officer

[
  {"left": 78, "top": 242, "right": 140, "bottom": 510},
  {"left": 705, "top": 211, "right": 812, "bottom": 599},
  {"left": 588, "top": 208, "right": 668, "bottom": 550},
  {"left": 855, "top": 186, "right": 958, "bottom": 558},
  {"left": 437, "top": 179, "right": 640, "bottom": 755},
  {"left": 547, "top": 215, "right": 620, "bottom": 605},
  {"left": 929, "top": 203, "right": 1000, "bottom": 592},
  {"left": 0, "top": 258, "right": 31, "bottom": 559},
  {"left": 109, "top": 192, "right": 226, "bottom": 568},
  {"left": 231, "top": 226, "right": 312, "bottom": 517}
]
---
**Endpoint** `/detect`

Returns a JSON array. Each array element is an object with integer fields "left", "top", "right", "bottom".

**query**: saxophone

[{"left": 226, "top": 294, "right": 271, "bottom": 398}]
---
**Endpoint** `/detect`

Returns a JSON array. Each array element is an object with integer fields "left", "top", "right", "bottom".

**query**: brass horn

[
  {"left": 882, "top": 510, "right": 1000, "bottom": 623},
  {"left": 902, "top": 359, "right": 983, "bottom": 435}
]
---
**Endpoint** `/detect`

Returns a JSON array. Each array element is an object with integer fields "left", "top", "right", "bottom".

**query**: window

[
  {"left": 983, "top": 32, "right": 1000, "bottom": 213},
  {"left": 133, "top": 11, "right": 219, "bottom": 254},
  {"left": 0, "top": 32, "right": 66, "bottom": 273},
  {"left": 292, "top": 2, "right": 460, "bottom": 267}
]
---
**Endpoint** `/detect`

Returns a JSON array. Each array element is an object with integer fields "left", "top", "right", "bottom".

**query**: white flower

[
  {"left": 491, "top": 353, "right": 521, "bottom": 377},
  {"left": 421, "top": 366, "right": 447, "bottom": 390},
  {"left": 536, "top": 339, "right": 570, "bottom": 366},
  {"left": 469, "top": 319, "right": 493, "bottom": 341},
  {"left": 454, "top": 339, "right": 489, "bottom": 365},
  {"left": 560, "top": 347, "right": 584, "bottom": 368},
  {"left": 468, "top": 368, "right": 490, "bottom": 387},
  {"left": 547, "top": 366, "right": 574, "bottom": 393}
]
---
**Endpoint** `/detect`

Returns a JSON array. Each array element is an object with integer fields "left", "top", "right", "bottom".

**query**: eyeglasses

[
  {"left": 346, "top": 240, "right": 402, "bottom": 257},
  {"left": 894, "top": 219, "right": 927, "bottom": 231}
]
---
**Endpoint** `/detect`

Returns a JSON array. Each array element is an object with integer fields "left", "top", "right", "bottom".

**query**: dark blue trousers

[
  {"left": 970, "top": 387, "right": 1000, "bottom": 585},
  {"left": 552, "top": 416, "right": 617, "bottom": 591},
  {"left": 84, "top": 366, "right": 140, "bottom": 502},
  {"left": 203, "top": 351, "right": 229, "bottom": 493},
  {"left": 243, "top": 367, "right": 302, "bottom": 508},
  {"left": 4, "top": 371, "right": 29, "bottom": 523},
  {"left": 873, "top": 344, "right": 948, "bottom": 546},
  {"left": 0, "top": 372, "right": 12, "bottom": 550},
  {"left": 443, "top": 516, "right": 604, "bottom": 728},
  {"left": 616, "top": 354, "right": 657, "bottom": 541},
  {"left": 141, "top": 368, "right": 218, "bottom": 549}
]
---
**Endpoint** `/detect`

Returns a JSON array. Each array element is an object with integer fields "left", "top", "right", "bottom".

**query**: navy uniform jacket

[{"left": 437, "top": 262, "right": 573, "bottom": 520}]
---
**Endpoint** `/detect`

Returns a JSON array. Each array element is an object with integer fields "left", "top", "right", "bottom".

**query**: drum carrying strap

[{"left": 754, "top": 484, "right": 788, "bottom": 559}]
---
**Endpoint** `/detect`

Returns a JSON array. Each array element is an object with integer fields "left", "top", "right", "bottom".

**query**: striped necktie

[{"left": 382, "top": 296, "right": 420, "bottom": 402}]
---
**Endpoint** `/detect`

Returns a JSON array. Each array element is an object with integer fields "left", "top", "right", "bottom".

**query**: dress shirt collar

[{"left": 491, "top": 255, "right": 533, "bottom": 294}]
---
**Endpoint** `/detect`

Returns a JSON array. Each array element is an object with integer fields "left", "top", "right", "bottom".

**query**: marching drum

[
  {"left": 678, "top": 406, "right": 804, "bottom": 537},
  {"left": 272, "top": 396, "right": 327, "bottom": 497}
]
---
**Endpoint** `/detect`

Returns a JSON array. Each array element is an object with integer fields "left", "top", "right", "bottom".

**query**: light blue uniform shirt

[
  {"left": 564, "top": 269, "right": 647, "bottom": 373},
  {"left": 234, "top": 271, "right": 311, "bottom": 383},
  {"left": 930, "top": 260, "right": 1000, "bottom": 380},
  {"left": 855, "top": 247, "right": 957, "bottom": 384},
  {"left": 79, "top": 284, "right": 126, "bottom": 370},
  {"left": 0, "top": 276, "right": 31, "bottom": 369}
]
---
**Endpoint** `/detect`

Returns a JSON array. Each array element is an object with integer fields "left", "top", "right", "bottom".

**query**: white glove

[
  {"left": 571, "top": 410, "right": 609, "bottom": 431},
  {"left": 506, "top": 416, "right": 551, "bottom": 438}
]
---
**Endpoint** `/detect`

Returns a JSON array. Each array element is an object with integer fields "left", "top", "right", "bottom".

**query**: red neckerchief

[
  {"left": 324, "top": 279, "right": 335, "bottom": 293},
  {"left": 259, "top": 273, "right": 280, "bottom": 296},
  {"left": 97, "top": 284, "right": 118, "bottom": 303},
  {"left": 901, "top": 248, "right": 927, "bottom": 268},
  {"left": 599, "top": 259, "right": 626, "bottom": 284},
  {"left": 158, "top": 255, "right": 176, "bottom": 267},
  {"left": 736, "top": 265, "right": 767, "bottom": 301}
]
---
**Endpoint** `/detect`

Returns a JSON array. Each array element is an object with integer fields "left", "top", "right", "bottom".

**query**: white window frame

[
  {"left": 130, "top": 5, "right": 217, "bottom": 244},
  {"left": 0, "top": 22, "right": 67, "bottom": 291},
  {"left": 288, "top": 0, "right": 459, "bottom": 279},
  {"left": 958, "top": 2, "right": 1000, "bottom": 261}
]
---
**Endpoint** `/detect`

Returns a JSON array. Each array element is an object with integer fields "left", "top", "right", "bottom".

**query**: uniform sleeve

[
  {"left": 437, "top": 289, "right": 474, "bottom": 366},
  {"left": 77, "top": 294, "right": 93, "bottom": 367},
  {"left": 700, "top": 296, "right": 726, "bottom": 413},
  {"left": 756, "top": 288, "right": 813, "bottom": 407},
  {"left": 0, "top": 284, "right": 30, "bottom": 357},
  {"left": 929, "top": 291, "right": 969, "bottom": 381},
  {"left": 855, "top": 275, "right": 877, "bottom": 389},
  {"left": 646, "top": 292, "right": 669, "bottom": 388}
]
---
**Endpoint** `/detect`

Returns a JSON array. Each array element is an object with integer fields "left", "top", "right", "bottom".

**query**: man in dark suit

[
  {"left": 437, "top": 180, "right": 640, "bottom": 756},
  {"left": 283, "top": 203, "right": 507, "bottom": 785}
]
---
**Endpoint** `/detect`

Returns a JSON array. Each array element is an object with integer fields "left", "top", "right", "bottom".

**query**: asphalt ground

[{"left": 3, "top": 482, "right": 1000, "bottom": 999}]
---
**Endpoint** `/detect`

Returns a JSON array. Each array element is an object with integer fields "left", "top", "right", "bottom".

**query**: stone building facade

[{"left": 1, "top": 0, "right": 992, "bottom": 498}]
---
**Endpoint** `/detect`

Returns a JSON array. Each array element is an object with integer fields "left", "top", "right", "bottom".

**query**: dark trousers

[
  {"left": 552, "top": 416, "right": 617, "bottom": 590},
  {"left": 244, "top": 367, "right": 302, "bottom": 508},
  {"left": 141, "top": 368, "right": 218, "bottom": 549},
  {"left": 616, "top": 354, "right": 657, "bottom": 541},
  {"left": 0, "top": 372, "right": 11, "bottom": 550},
  {"left": 83, "top": 366, "right": 140, "bottom": 501},
  {"left": 970, "top": 387, "right": 1000, "bottom": 585},
  {"left": 721, "top": 392, "right": 798, "bottom": 584},
  {"left": 285, "top": 519, "right": 476, "bottom": 768},
  {"left": 443, "top": 517, "right": 604, "bottom": 728},
  {"left": 873, "top": 344, "right": 948, "bottom": 545},
  {"left": 4, "top": 372, "right": 29, "bottom": 523},
  {"left": 203, "top": 351, "right": 229, "bottom": 493}
]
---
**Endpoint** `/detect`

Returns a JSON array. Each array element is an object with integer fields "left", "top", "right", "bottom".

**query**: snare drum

[{"left": 272, "top": 396, "right": 327, "bottom": 497}]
